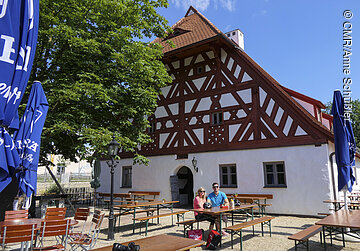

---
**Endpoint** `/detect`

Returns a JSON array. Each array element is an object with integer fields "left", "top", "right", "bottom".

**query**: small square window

[
  {"left": 232, "top": 32, "right": 235, "bottom": 36},
  {"left": 263, "top": 162, "right": 287, "bottom": 188}
]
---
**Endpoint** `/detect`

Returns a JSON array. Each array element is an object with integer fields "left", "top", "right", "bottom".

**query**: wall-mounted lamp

[{"left": 192, "top": 156, "right": 199, "bottom": 173}]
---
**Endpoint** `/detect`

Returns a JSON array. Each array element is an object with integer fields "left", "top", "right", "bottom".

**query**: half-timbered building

[{"left": 99, "top": 6, "right": 359, "bottom": 216}]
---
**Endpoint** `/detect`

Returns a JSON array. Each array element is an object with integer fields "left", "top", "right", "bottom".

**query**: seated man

[{"left": 207, "top": 182, "right": 229, "bottom": 234}]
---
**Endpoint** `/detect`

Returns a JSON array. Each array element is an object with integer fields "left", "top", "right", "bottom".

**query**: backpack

[
  {"left": 187, "top": 229, "right": 204, "bottom": 240},
  {"left": 112, "top": 242, "right": 140, "bottom": 251},
  {"left": 206, "top": 230, "right": 222, "bottom": 250}
]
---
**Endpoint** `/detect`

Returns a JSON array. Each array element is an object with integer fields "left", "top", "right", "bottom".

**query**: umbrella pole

[
  {"left": 344, "top": 190, "right": 348, "bottom": 210},
  {"left": 45, "top": 165, "right": 76, "bottom": 213}
]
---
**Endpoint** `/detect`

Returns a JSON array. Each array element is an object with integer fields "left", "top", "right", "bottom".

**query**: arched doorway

[{"left": 177, "top": 166, "right": 194, "bottom": 206}]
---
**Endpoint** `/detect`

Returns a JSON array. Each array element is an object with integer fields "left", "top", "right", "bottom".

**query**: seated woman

[{"left": 193, "top": 187, "right": 215, "bottom": 230}]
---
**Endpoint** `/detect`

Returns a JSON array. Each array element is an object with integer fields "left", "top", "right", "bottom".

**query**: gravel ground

[
  {"left": 4, "top": 206, "right": 360, "bottom": 250},
  {"left": 89, "top": 208, "right": 360, "bottom": 251}
]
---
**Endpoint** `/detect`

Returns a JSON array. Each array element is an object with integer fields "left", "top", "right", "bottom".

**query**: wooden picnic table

[
  {"left": 129, "top": 191, "right": 160, "bottom": 201},
  {"left": 91, "top": 234, "right": 205, "bottom": 251},
  {"left": 113, "top": 200, "right": 179, "bottom": 231},
  {"left": 235, "top": 196, "right": 269, "bottom": 215},
  {"left": 316, "top": 209, "right": 360, "bottom": 250},
  {"left": 323, "top": 200, "right": 360, "bottom": 211},
  {"left": 190, "top": 204, "right": 255, "bottom": 246},
  {"left": 0, "top": 218, "right": 78, "bottom": 229}
]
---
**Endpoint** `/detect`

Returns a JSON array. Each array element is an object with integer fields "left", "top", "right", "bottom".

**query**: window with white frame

[
  {"left": 263, "top": 162, "right": 287, "bottom": 187},
  {"left": 122, "top": 166, "right": 132, "bottom": 188},
  {"left": 219, "top": 164, "right": 237, "bottom": 188}
]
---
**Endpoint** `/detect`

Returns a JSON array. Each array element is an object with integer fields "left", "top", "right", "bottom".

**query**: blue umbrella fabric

[
  {"left": 13, "top": 81, "right": 48, "bottom": 197},
  {"left": 0, "top": 0, "right": 39, "bottom": 128},
  {"left": 0, "top": 128, "right": 20, "bottom": 192},
  {"left": 331, "top": 90, "right": 356, "bottom": 193}
]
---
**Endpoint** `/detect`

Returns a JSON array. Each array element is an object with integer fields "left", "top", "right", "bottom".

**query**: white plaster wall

[
  {"left": 327, "top": 142, "right": 360, "bottom": 199},
  {"left": 354, "top": 156, "right": 360, "bottom": 192},
  {"left": 99, "top": 144, "right": 333, "bottom": 216}
]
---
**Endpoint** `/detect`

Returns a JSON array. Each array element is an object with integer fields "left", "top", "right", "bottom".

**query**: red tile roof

[{"left": 153, "top": 6, "right": 222, "bottom": 53}]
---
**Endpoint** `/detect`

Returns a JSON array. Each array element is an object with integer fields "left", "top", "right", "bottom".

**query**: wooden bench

[
  {"left": 128, "top": 191, "right": 160, "bottom": 201},
  {"left": 254, "top": 204, "right": 272, "bottom": 216},
  {"left": 105, "top": 208, "right": 156, "bottom": 218},
  {"left": 227, "top": 194, "right": 273, "bottom": 200},
  {"left": 224, "top": 216, "right": 275, "bottom": 250},
  {"left": 133, "top": 210, "right": 189, "bottom": 236},
  {"left": 105, "top": 208, "right": 156, "bottom": 229},
  {"left": 288, "top": 225, "right": 322, "bottom": 251}
]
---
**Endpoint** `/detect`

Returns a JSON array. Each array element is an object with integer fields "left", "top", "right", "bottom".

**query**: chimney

[{"left": 225, "top": 29, "right": 244, "bottom": 51}]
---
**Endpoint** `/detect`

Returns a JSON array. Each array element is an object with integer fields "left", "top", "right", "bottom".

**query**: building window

[
  {"left": 56, "top": 165, "right": 65, "bottom": 175},
  {"left": 122, "top": 166, "right": 132, "bottom": 188},
  {"left": 219, "top": 164, "right": 237, "bottom": 188},
  {"left": 149, "top": 122, "right": 156, "bottom": 133},
  {"left": 212, "top": 111, "right": 223, "bottom": 125},
  {"left": 196, "top": 66, "right": 204, "bottom": 74},
  {"left": 263, "top": 162, "right": 287, "bottom": 188}
]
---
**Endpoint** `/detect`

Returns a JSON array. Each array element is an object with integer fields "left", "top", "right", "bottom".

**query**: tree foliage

[
  {"left": 30, "top": 0, "right": 172, "bottom": 164},
  {"left": 323, "top": 99, "right": 359, "bottom": 145}
]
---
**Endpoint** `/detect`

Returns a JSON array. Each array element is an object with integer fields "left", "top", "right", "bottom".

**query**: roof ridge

[{"left": 187, "top": 6, "right": 222, "bottom": 34}]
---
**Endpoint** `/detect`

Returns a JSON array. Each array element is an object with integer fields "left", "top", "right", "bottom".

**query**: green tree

[
  {"left": 30, "top": 0, "right": 172, "bottom": 164},
  {"left": 352, "top": 99, "right": 360, "bottom": 145},
  {"left": 323, "top": 99, "right": 359, "bottom": 145}
]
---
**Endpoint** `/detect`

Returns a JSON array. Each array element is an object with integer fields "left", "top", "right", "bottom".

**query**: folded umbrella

[{"left": 14, "top": 81, "right": 48, "bottom": 197}]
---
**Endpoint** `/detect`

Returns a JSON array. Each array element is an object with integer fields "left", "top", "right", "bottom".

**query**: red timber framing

[{"left": 120, "top": 6, "right": 334, "bottom": 158}]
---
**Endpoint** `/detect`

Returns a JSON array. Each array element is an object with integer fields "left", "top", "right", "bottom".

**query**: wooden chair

[
  {"left": 69, "top": 210, "right": 104, "bottom": 250},
  {"left": 1, "top": 223, "right": 36, "bottom": 251},
  {"left": 5, "top": 209, "right": 29, "bottom": 220},
  {"left": 69, "top": 208, "right": 90, "bottom": 240},
  {"left": 34, "top": 219, "right": 71, "bottom": 251},
  {"left": 45, "top": 208, "right": 67, "bottom": 220}
]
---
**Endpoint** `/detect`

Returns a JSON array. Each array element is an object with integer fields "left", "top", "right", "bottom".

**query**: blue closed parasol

[
  {"left": 0, "top": 0, "right": 39, "bottom": 195},
  {"left": 14, "top": 81, "right": 48, "bottom": 197},
  {"left": 331, "top": 90, "right": 356, "bottom": 207},
  {"left": 0, "top": 0, "right": 39, "bottom": 128}
]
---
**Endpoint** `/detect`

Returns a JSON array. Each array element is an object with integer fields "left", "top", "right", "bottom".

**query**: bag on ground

[
  {"left": 187, "top": 229, "right": 204, "bottom": 240},
  {"left": 112, "top": 242, "right": 140, "bottom": 251},
  {"left": 206, "top": 230, "right": 221, "bottom": 250}
]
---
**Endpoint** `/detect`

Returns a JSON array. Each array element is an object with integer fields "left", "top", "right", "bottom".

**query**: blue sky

[{"left": 154, "top": 0, "right": 360, "bottom": 106}]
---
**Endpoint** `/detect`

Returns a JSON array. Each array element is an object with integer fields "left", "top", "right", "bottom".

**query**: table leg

[
  {"left": 219, "top": 212, "right": 223, "bottom": 247},
  {"left": 330, "top": 227, "right": 332, "bottom": 246},
  {"left": 240, "top": 230, "right": 243, "bottom": 251},
  {"left": 323, "top": 226, "right": 327, "bottom": 251},
  {"left": 157, "top": 205, "right": 160, "bottom": 224},
  {"left": 133, "top": 208, "right": 137, "bottom": 234},
  {"left": 171, "top": 204, "right": 174, "bottom": 225},
  {"left": 231, "top": 211, "right": 234, "bottom": 225}
]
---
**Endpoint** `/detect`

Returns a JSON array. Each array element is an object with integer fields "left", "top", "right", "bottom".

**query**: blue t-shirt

[{"left": 208, "top": 191, "right": 227, "bottom": 207}]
